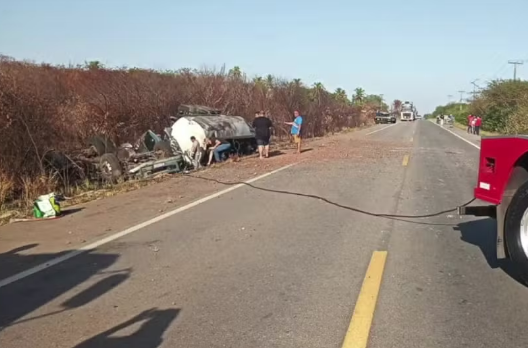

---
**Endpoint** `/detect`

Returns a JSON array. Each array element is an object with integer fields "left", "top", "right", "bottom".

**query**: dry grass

[{"left": 0, "top": 171, "right": 14, "bottom": 211}]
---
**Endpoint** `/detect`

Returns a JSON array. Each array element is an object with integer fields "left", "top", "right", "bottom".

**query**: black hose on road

[{"left": 181, "top": 173, "right": 477, "bottom": 220}]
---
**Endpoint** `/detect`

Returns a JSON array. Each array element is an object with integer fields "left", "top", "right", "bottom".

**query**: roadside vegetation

[
  {"left": 432, "top": 79, "right": 528, "bottom": 134},
  {"left": 0, "top": 56, "right": 390, "bottom": 212}
]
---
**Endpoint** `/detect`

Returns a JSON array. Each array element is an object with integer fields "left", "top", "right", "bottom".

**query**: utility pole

[
  {"left": 447, "top": 94, "right": 454, "bottom": 103},
  {"left": 508, "top": 60, "right": 523, "bottom": 81},
  {"left": 458, "top": 91, "right": 465, "bottom": 111},
  {"left": 458, "top": 90, "right": 465, "bottom": 103}
]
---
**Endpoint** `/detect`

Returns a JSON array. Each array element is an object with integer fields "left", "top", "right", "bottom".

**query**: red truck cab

[{"left": 461, "top": 136, "right": 528, "bottom": 276}]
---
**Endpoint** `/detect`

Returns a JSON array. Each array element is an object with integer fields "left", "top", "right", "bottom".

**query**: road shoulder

[{"left": 0, "top": 123, "right": 385, "bottom": 280}]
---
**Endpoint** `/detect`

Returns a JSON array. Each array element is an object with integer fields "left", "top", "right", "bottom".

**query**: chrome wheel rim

[{"left": 520, "top": 208, "right": 528, "bottom": 257}]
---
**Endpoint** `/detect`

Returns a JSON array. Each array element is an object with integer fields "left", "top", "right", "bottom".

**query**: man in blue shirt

[{"left": 285, "top": 110, "right": 303, "bottom": 154}]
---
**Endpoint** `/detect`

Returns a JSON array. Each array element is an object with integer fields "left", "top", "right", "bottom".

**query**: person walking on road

[
  {"left": 475, "top": 116, "right": 482, "bottom": 136},
  {"left": 252, "top": 110, "right": 273, "bottom": 159},
  {"left": 285, "top": 110, "right": 303, "bottom": 154}
]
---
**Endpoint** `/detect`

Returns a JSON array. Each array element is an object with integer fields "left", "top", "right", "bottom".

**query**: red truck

[{"left": 460, "top": 136, "right": 528, "bottom": 277}]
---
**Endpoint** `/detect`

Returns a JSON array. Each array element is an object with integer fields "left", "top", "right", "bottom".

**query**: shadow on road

[
  {"left": 73, "top": 308, "right": 179, "bottom": 348},
  {"left": 0, "top": 244, "right": 71, "bottom": 280},
  {"left": 455, "top": 218, "right": 528, "bottom": 287},
  {"left": 267, "top": 150, "right": 286, "bottom": 158},
  {"left": 61, "top": 207, "right": 85, "bottom": 216},
  {"left": 0, "top": 248, "right": 126, "bottom": 329}
]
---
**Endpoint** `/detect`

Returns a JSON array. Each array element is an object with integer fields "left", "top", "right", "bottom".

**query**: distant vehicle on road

[
  {"left": 400, "top": 101, "right": 417, "bottom": 121},
  {"left": 375, "top": 111, "right": 396, "bottom": 124},
  {"left": 460, "top": 136, "right": 528, "bottom": 281}
]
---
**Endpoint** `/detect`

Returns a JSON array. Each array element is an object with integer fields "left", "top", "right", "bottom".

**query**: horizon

[{"left": 1, "top": 0, "right": 527, "bottom": 114}]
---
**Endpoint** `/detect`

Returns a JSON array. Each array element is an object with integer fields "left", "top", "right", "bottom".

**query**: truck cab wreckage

[{"left": 43, "top": 105, "right": 257, "bottom": 184}]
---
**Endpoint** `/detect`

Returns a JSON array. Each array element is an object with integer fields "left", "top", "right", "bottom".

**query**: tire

[
  {"left": 153, "top": 141, "right": 172, "bottom": 158},
  {"left": 117, "top": 147, "right": 132, "bottom": 161},
  {"left": 504, "top": 179, "right": 528, "bottom": 280},
  {"left": 89, "top": 135, "right": 116, "bottom": 156},
  {"left": 99, "top": 153, "right": 122, "bottom": 183}
]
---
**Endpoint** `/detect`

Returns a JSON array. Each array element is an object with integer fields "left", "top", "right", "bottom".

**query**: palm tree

[
  {"left": 334, "top": 88, "right": 348, "bottom": 104},
  {"left": 265, "top": 74, "right": 274, "bottom": 88},
  {"left": 85, "top": 60, "right": 103, "bottom": 70},
  {"left": 353, "top": 87, "right": 365, "bottom": 104},
  {"left": 311, "top": 82, "right": 326, "bottom": 105},
  {"left": 229, "top": 66, "right": 242, "bottom": 79}
]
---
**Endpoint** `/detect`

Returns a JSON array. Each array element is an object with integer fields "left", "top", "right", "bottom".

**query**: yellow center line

[
  {"left": 402, "top": 154, "right": 410, "bottom": 166},
  {"left": 341, "top": 251, "right": 388, "bottom": 348}
]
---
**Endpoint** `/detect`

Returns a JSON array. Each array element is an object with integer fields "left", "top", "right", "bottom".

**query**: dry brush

[{"left": 0, "top": 58, "right": 374, "bottom": 208}]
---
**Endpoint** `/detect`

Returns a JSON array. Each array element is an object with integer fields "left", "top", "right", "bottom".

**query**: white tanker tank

[{"left": 169, "top": 107, "right": 256, "bottom": 164}]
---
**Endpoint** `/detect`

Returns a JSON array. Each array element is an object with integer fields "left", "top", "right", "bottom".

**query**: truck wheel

[
  {"left": 99, "top": 153, "right": 122, "bottom": 183},
  {"left": 504, "top": 180, "right": 528, "bottom": 280}
]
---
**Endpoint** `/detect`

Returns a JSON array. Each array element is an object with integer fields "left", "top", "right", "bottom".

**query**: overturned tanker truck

[
  {"left": 170, "top": 105, "right": 257, "bottom": 165},
  {"left": 460, "top": 135, "right": 528, "bottom": 281},
  {"left": 43, "top": 105, "right": 257, "bottom": 184}
]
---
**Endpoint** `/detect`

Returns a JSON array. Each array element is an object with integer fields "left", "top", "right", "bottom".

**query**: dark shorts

[{"left": 256, "top": 137, "right": 270, "bottom": 146}]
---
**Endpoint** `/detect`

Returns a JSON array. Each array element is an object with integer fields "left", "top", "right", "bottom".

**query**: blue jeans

[{"left": 213, "top": 143, "right": 231, "bottom": 162}]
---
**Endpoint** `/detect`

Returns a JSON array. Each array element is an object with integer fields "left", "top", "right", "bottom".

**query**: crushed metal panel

[{"left": 188, "top": 115, "right": 255, "bottom": 139}]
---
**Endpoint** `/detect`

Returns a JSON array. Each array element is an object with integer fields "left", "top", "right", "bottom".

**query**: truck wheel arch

[
  {"left": 498, "top": 153, "right": 528, "bottom": 259},
  {"left": 506, "top": 154, "right": 528, "bottom": 194}
]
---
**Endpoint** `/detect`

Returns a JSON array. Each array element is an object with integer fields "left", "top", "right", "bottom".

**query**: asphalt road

[{"left": 2, "top": 120, "right": 528, "bottom": 348}]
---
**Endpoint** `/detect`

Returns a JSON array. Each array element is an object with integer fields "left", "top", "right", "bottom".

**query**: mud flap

[{"left": 457, "top": 205, "right": 497, "bottom": 218}]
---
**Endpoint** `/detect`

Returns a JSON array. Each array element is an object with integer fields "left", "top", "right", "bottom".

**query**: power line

[
  {"left": 508, "top": 60, "right": 524, "bottom": 81},
  {"left": 470, "top": 80, "right": 480, "bottom": 101}
]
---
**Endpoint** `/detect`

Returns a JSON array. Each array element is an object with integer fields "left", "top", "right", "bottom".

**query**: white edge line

[
  {"left": 431, "top": 121, "right": 481, "bottom": 149},
  {"left": 0, "top": 163, "right": 297, "bottom": 289},
  {"left": 365, "top": 123, "right": 398, "bottom": 136}
]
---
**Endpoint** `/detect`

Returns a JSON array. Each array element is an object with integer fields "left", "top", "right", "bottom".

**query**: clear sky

[{"left": 1, "top": 0, "right": 527, "bottom": 113}]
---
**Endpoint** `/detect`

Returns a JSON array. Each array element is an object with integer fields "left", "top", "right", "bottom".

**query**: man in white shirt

[{"left": 189, "top": 136, "right": 203, "bottom": 169}]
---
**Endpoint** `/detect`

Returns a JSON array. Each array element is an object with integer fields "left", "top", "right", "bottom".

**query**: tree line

[
  {"left": 432, "top": 79, "right": 528, "bottom": 133},
  {"left": 0, "top": 57, "right": 392, "bottom": 207}
]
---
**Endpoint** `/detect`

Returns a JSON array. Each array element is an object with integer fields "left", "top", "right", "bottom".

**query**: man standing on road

[
  {"left": 475, "top": 116, "right": 482, "bottom": 136},
  {"left": 252, "top": 110, "right": 273, "bottom": 159},
  {"left": 285, "top": 110, "right": 303, "bottom": 154},
  {"left": 467, "top": 114, "right": 474, "bottom": 134}
]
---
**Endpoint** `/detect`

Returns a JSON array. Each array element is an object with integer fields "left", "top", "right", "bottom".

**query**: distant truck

[
  {"left": 374, "top": 111, "right": 396, "bottom": 124},
  {"left": 459, "top": 136, "right": 528, "bottom": 281},
  {"left": 400, "top": 101, "right": 417, "bottom": 121}
]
